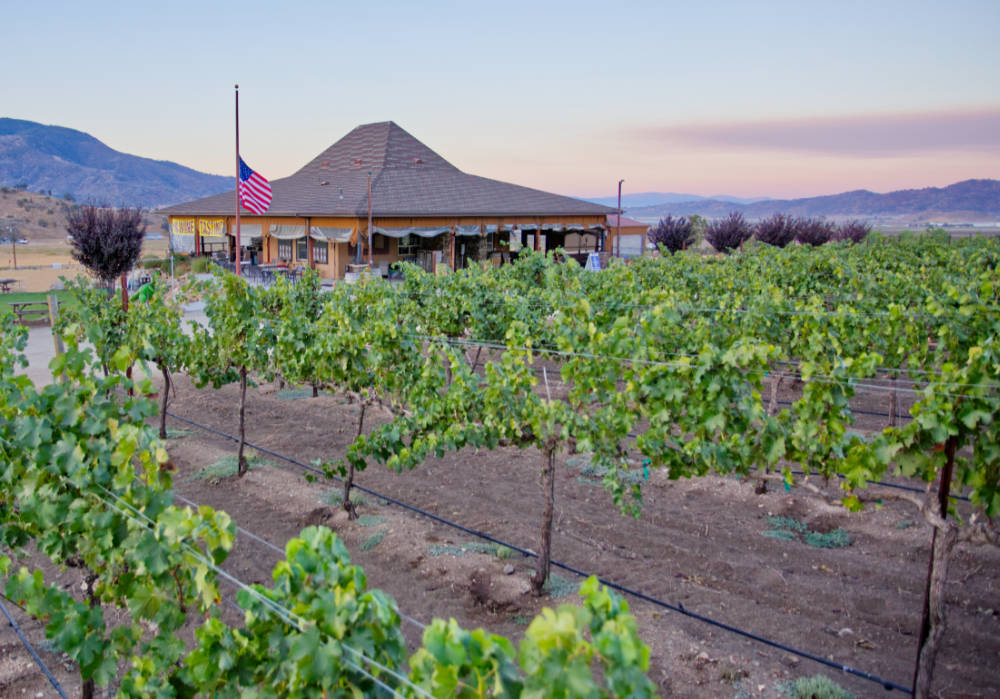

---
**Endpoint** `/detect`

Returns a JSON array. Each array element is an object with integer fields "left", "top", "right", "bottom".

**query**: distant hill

[
  {"left": 627, "top": 179, "right": 1000, "bottom": 222},
  {"left": 584, "top": 191, "right": 770, "bottom": 208},
  {"left": 0, "top": 188, "right": 168, "bottom": 246},
  {"left": 0, "top": 118, "right": 231, "bottom": 208}
]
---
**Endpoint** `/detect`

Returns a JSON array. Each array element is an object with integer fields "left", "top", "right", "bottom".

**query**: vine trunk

[{"left": 531, "top": 445, "right": 556, "bottom": 595}]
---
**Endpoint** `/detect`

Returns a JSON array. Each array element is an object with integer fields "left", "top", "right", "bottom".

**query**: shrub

[
  {"left": 754, "top": 213, "right": 797, "bottom": 247},
  {"left": 705, "top": 211, "right": 751, "bottom": 253},
  {"left": 140, "top": 257, "right": 173, "bottom": 273},
  {"left": 794, "top": 217, "right": 836, "bottom": 246},
  {"left": 191, "top": 256, "right": 210, "bottom": 274},
  {"left": 836, "top": 219, "right": 872, "bottom": 244},
  {"left": 648, "top": 215, "right": 695, "bottom": 254}
]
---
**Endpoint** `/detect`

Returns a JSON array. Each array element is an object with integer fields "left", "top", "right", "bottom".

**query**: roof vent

[
  {"left": 353, "top": 158, "right": 363, "bottom": 165},
  {"left": 319, "top": 180, "right": 329, "bottom": 186},
  {"left": 413, "top": 157, "right": 423, "bottom": 164},
  {"left": 320, "top": 160, "right": 330, "bottom": 168}
]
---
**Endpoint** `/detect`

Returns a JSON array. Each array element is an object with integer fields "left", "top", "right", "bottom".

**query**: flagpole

[{"left": 234, "top": 83, "right": 242, "bottom": 278}]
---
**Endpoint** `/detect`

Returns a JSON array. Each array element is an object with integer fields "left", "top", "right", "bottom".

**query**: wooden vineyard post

[{"left": 47, "top": 293, "right": 65, "bottom": 358}]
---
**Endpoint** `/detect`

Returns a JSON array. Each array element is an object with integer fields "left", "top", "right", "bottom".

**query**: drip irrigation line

[
  {"left": 0, "top": 596, "right": 70, "bottom": 699},
  {"left": 166, "top": 409, "right": 912, "bottom": 694},
  {"left": 544, "top": 558, "right": 912, "bottom": 694},
  {"left": 168, "top": 412, "right": 325, "bottom": 478}
]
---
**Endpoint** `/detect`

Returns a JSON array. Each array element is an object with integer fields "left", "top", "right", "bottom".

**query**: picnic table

[
  {"left": 0, "top": 278, "right": 17, "bottom": 293},
  {"left": 8, "top": 301, "right": 49, "bottom": 324}
]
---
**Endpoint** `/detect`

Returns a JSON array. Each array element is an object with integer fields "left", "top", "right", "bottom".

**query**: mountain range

[
  {"left": 2, "top": 118, "right": 997, "bottom": 222},
  {"left": 599, "top": 180, "right": 1000, "bottom": 223},
  {"left": 0, "top": 118, "right": 230, "bottom": 208},
  {"left": 584, "top": 192, "right": 771, "bottom": 208}
]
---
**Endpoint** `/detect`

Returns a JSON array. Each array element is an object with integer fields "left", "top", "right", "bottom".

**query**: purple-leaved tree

[
  {"left": 754, "top": 213, "right": 797, "bottom": 248},
  {"left": 705, "top": 211, "right": 751, "bottom": 253},
  {"left": 66, "top": 204, "right": 146, "bottom": 293},
  {"left": 648, "top": 215, "right": 695, "bottom": 254}
]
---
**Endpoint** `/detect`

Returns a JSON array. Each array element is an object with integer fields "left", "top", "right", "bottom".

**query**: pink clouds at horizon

[
  {"left": 563, "top": 108, "right": 1000, "bottom": 198},
  {"left": 635, "top": 108, "right": 1000, "bottom": 157},
  {"left": 437, "top": 108, "right": 998, "bottom": 200}
]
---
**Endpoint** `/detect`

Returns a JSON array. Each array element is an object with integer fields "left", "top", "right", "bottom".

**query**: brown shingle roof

[
  {"left": 607, "top": 214, "right": 650, "bottom": 228},
  {"left": 159, "top": 121, "right": 614, "bottom": 218}
]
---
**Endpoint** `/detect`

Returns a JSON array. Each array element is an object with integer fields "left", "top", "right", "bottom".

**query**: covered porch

[{"left": 169, "top": 214, "right": 608, "bottom": 280}]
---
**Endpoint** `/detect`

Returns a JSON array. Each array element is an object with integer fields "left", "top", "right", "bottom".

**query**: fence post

[{"left": 47, "top": 293, "right": 65, "bottom": 357}]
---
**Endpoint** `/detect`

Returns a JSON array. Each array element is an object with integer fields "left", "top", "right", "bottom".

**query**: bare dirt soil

[{"left": 3, "top": 373, "right": 998, "bottom": 698}]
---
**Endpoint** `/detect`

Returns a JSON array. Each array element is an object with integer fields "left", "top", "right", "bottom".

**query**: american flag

[{"left": 238, "top": 157, "right": 272, "bottom": 215}]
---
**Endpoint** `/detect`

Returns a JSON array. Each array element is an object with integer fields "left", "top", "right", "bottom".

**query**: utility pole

[
  {"left": 367, "top": 171, "right": 373, "bottom": 266},
  {"left": 616, "top": 179, "right": 624, "bottom": 258},
  {"left": 8, "top": 223, "right": 17, "bottom": 270}
]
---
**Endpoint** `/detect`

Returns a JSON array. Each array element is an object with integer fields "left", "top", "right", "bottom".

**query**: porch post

[{"left": 306, "top": 217, "right": 314, "bottom": 269}]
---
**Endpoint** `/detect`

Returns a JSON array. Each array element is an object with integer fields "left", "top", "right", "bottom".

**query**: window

[
  {"left": 398, "top": 234, "right": 419, "bottom": 257},
  {"left": 373, "top": 233, "right": 389, "bottom": 254},
  {"left": 312, "top": 240, "right": 328, "bottom": 265},
  {"left": 277, "top": 240, "right": 292, "bottom": 261},
  {"left": 485, "top": 231, "right": 510, "bottom": 253},
  {"left": 295, "top": 238, "right": 308, "bottom": 261}
]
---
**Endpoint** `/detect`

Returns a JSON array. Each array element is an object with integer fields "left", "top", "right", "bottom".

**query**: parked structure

[
  {"left": 604, "top": 214, "right": 651, "bottom": 257},
  {"left": 160, "top": 122, "right": 613, "bottom": 279}
]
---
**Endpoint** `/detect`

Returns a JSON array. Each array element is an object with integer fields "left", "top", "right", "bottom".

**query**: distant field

[
  {"left": 0, "top": 188, "right": 171, "bottom": 292},
  {"left": 1, "top": 237, "right": 171, "bottom": 292},
  {"left": 877, "top": 224, "right": 1000, "bottom": 237}
]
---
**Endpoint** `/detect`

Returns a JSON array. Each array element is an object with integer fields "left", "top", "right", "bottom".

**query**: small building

[
  {"left": 159, "top": 122, "right": 614, "bottom": 278},
  {"left": 604, "top": 215, "right": 651, "bottom": 257}
]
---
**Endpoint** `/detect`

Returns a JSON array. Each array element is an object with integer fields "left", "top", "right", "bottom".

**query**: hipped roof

[{"left": 159, "top": 121, "right": 614, "bottom": 219}]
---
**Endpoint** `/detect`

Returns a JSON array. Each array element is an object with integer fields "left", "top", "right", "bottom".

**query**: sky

[{"left": 4, "top": 0, "right": 999, "bottom": 199}]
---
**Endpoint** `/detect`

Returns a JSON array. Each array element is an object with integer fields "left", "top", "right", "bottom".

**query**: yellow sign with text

[{"left": 197, "top": 219, "right": 226, "bottom": 238}]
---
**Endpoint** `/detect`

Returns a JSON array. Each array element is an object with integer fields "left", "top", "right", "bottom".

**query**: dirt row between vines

[
  {"left": 155, "top": 373, "right": 998, "bottom": 698},
  {"left": 2, "top": 371, "right": 997, "bottom": 698}
]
